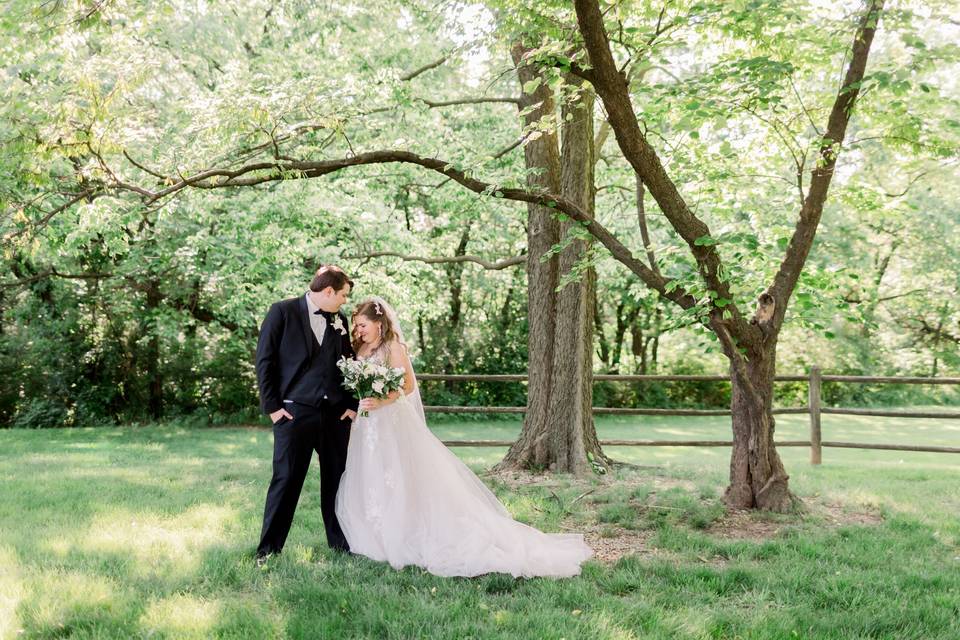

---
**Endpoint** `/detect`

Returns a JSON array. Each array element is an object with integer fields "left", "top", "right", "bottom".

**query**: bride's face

[{"left": 354, "top": 317, "right": 382, "bottom": 344}]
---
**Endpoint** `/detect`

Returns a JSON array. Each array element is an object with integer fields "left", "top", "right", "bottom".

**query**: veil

[{"left": 357, "top": 295, "right": 427, "bottom": 424}]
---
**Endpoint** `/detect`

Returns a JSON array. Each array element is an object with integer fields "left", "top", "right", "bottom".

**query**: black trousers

[{"left": 257, "top": 402, "right": 351, "bottom": 555}]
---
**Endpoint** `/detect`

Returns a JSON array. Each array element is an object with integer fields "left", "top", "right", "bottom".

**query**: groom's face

[{"left": 330, "top": 284, "right": 351, "bottom": 311}]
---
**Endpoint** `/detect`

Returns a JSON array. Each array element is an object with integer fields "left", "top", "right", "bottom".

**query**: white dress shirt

[{"left": 305, "top": 293, "right": 327, "bottom": 347}]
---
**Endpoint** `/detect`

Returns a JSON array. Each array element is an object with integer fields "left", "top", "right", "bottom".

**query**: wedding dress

[{"left": 334, "top": 348, "right": 593, "bottom": 578}]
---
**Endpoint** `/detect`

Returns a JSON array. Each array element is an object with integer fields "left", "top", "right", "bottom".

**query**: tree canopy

[{"left": 2, "top": 0, "right": 958, "bottom": 435}]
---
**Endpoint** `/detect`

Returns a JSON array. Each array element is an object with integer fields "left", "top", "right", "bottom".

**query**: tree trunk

[
  {"left": 443, "top": 225, "right": 470, "bottom": 390},
  {"left": 611, "top": 302, "right": 631, "bottom": 373},
  {"left": 416, "top": 314, "right": 425, "bottom": 352},
  {"left": 859, "top": 240, "right": 899, "bottom": 344},
  {"left": 651, "top": 308, "right": 661, "bottom": 373},
  {"left": 145, "top": 278, "right": 163, "bottom": 420},
  {"left": 593, "top": 288, "right": 611, "bottom": 368},
  {"left": 722, "top": 338, "right": 794, "bottom": 511},
  {"left": 632, "top": 323, "right": 647, "bottom": 374},
  {"left": 546, "top": 77, "right": 608, "bottom": 473},
  {"left": 929, "top": 300, "right": 949, "bottom": 377},
  {"left": 498, "top": 283, "right": 515, "bottom": 328},
  {"left": 498, "top": 53, "right": 608, "bottom": 474},
  {"left": 497, "top": 42, "right": 561, "bottom": 470}
]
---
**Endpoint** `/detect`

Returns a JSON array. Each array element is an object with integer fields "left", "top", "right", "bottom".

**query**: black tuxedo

[{"left": 255, "top": 295, "right": 359, "bottom": 555}]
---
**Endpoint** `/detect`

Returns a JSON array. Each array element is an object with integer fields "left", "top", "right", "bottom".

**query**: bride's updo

[{"left": 351, "top": 298, "right": 402, "bottom": 354}]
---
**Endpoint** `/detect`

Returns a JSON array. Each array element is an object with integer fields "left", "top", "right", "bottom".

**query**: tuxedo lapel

[
  {"left": 331, "top": 313, "right": 345, "bottom": 358},
  {"left": 296, "top": 296, "right": 317, "bottom": 355}
]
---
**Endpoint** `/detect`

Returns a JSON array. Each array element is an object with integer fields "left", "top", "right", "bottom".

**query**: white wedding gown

[{"left": 335, "top": 356, "right": 593, "bottom": 578}]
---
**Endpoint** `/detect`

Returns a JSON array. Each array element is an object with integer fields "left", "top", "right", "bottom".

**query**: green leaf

[{"left": 522, "top": 78, "right": 542, "bottom": 94}]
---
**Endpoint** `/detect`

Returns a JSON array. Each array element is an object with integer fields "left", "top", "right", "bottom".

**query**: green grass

[{"left": 1, "top": 415, "right": 958, "bottom": 639}]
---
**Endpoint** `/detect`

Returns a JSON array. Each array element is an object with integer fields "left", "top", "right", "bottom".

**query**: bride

[{"left": 335, "top": 296, "right": 593, "bottom": 578}]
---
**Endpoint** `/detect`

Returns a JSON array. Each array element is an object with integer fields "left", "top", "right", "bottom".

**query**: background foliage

[{"left": 1, "top": 0, "right": 958, "bottom": 427}]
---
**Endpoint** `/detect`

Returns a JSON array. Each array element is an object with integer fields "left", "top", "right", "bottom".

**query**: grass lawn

[{"left": 1, "top": 415, "right": 958, "bottom": 639}]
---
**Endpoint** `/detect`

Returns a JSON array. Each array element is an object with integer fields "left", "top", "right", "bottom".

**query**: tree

[
  {"left": 65, "top": 0, "right": 878, "bottom": 508},
  {"left": 4, "top": 1, "right": 959, "bottom": 508},
  {"left": 491, "top": 44, "right": 607, "bottom": 474}
]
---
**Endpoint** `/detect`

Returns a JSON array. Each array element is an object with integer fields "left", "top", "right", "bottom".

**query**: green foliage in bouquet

[{"left": 337, "top": 357, "right": 406, "bottom": 416}]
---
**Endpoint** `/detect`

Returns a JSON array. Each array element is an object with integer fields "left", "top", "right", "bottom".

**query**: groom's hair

[{"left": 310, "top": 264, "right": 354, "bottom": 293}]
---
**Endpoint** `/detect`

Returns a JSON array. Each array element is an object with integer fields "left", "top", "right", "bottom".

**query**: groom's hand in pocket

[
  {"left": 270, "top": 408, "right": 293, "bottom": 424},
  {"left": 340, "top": 409, "right": 357, "bottom": 422}
]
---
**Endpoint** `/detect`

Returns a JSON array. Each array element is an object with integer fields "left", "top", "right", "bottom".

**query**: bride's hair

[{"left": 350, "top": 297, "right": 405, "bottom": 354}]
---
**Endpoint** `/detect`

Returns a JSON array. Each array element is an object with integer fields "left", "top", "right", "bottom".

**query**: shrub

[{"left": 11, "top": 398, "right": 70, "bottom": 429}]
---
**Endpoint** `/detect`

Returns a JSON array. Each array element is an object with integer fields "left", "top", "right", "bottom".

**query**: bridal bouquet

[{"left": 337, "top": 357, "right": 406, "bottom": 417}]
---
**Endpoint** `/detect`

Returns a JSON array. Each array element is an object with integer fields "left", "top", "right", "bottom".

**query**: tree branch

[
  {"left": 400, "top": 56, "right": 449, "bottom": 81},
  {"left": 403, "top": 135, "right": 527, "bottom": 192},
  {"left": 767, "top": 0, "right": 885, "bottom": 331},
  {"left": 5, "top": 188, "right": 103, "bottom": 239},
  {"left": 573, "top": 0, "right": 751, "bottom": 341},
  {"left": 420, "top": 96, "right": 520, "bottom": 108},
  {"left": 0, "top": 267, "right": 113, "bottom": 288},
  {"left": 122, "top": 150, "right": 166, "bottom": 180},
  {"left": 95, "top": 147, "right": 698, "bottom": 311},
  {"left": 844, "top": 288, "right": 923, "bottom": 304},
  {"left": 635, "top": 174, "right": 660, "bottom": 276},
  {"left": 567, "top": 60, "right": 596, "bottom": 84},
  {"left": 344, "top": 251, "right": 525, "bottom": 270}
]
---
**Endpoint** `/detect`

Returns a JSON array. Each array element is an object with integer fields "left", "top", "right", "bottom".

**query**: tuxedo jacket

[{"left": 255, "top": 296, "right": 359, "bottom": 416}]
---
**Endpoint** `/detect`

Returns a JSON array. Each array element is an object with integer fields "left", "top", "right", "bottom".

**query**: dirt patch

[
  {"left": 708, "top": 509, "right": 792, "bottom": 541},
  {"left": 813, "top": 501, "right": 885, "bottom": 527},
  {"left": 568, "top": 522, "right": 659, "bottom": 564},
  {"left": 708, "top": 500, "right": 883, "bottom": 541},
  {"left": 482, "top": 467, "right": 696, "bottom": 493},
  {"left": 482, "top": 468, "right": 886, "bottom": 563},
  {"left": 482, "top": 468, "right": 567, "bottom": 488}
]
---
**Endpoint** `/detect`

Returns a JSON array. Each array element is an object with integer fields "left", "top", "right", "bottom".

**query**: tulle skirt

[{"left": 335, "top": 390, "right": 593, "bottom": 578}]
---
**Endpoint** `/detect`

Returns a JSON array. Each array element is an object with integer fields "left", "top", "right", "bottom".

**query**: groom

[{"left": 255, "top": 265, "right": 358, "bottom": 564}]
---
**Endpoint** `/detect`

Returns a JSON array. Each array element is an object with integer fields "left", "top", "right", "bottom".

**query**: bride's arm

[{"left": 390, "top": 340, "right": 417, "bottom": 396}]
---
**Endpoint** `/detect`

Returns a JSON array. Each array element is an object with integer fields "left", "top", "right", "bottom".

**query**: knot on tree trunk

[
  {"left": 755, "top": 473, "right": 794, "bottom": 512},
  {"left": 750, "top": 292, "right": 776, "bottom": 333}
]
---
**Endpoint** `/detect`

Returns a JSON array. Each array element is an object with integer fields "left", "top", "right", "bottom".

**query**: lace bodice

[{"left": 356, "top": 342, "right": 390, "bottom": 365}]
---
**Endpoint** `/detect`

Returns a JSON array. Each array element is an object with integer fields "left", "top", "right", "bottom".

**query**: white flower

[
  {"left": 331, "top": 315, "right": 347, "bottom": 335},
  {"left": 372, "top": 380, "right": 384, "bottom": 394}
]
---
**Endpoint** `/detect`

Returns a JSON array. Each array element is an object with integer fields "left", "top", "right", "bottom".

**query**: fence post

[{"left": 809, "top": 365, "right": 822, "bottom": 465}]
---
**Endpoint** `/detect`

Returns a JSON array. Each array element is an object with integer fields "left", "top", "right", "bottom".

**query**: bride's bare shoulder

[{"left": 386, "top": 339, "right": 410, "bottom": 364}]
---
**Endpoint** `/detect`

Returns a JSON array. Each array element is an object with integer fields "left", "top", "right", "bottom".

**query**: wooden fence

[{"left": 418, "top": 368, "right": 960, "bottom": 463}]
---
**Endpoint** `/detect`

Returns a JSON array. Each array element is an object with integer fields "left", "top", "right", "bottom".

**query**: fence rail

[
  {"left": 439, "top": 439, "right": 960, "bottom": 454},
  {"left": 420, "top": 368, "right": 960, "bottom": 463}
]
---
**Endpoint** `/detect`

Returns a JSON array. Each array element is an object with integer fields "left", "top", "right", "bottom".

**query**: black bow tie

[{"left": 314, "top": 310, "right": 336, "bottom": 322}]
